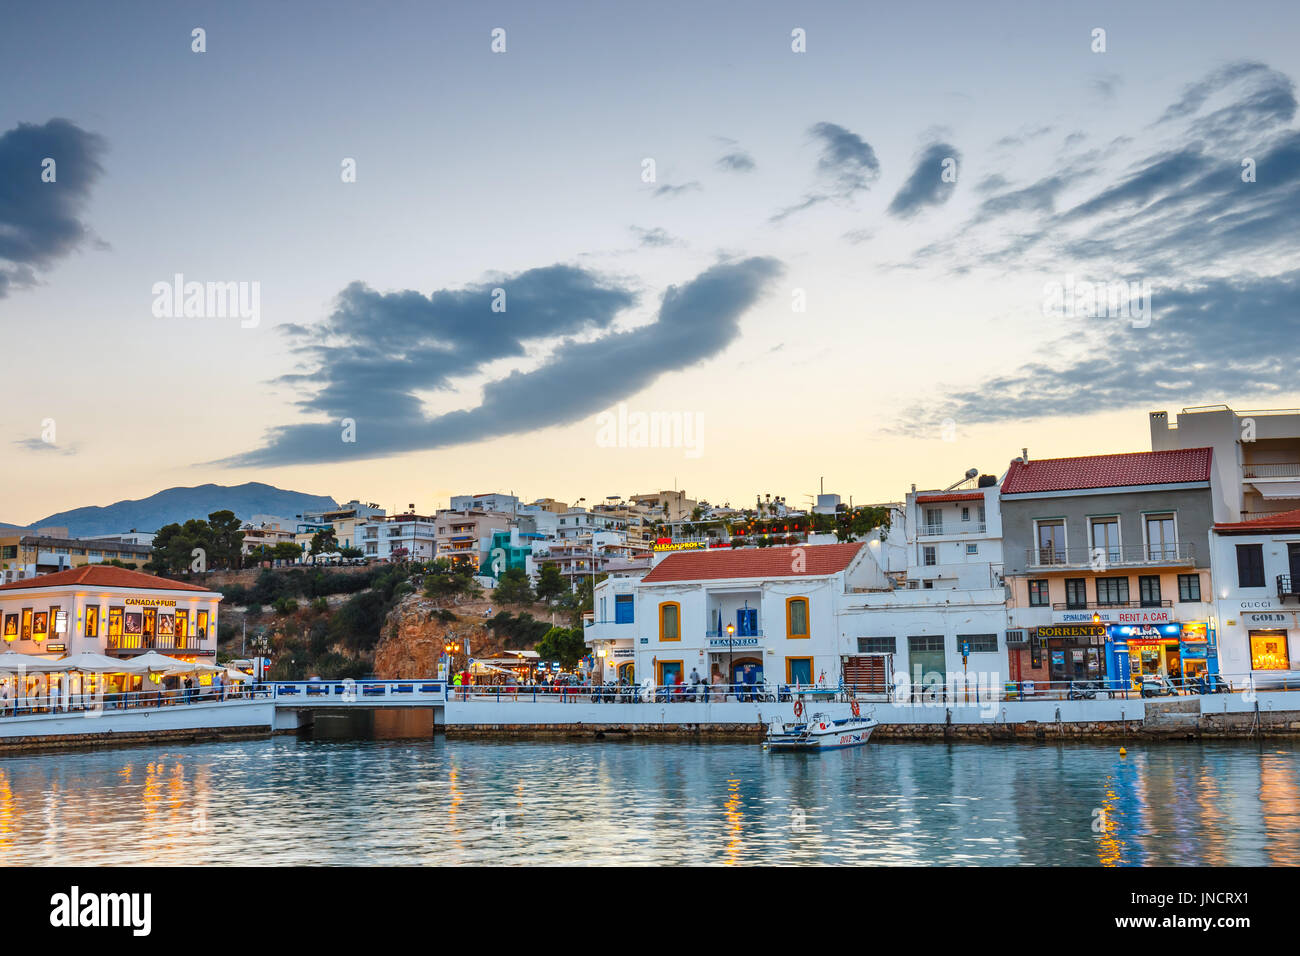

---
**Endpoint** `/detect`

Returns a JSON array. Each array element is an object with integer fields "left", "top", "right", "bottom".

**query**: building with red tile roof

[
  {"left": 0, "top": 565, "right": 210, "bottom": 592},
  {"left": 1001, "top": 448, "right": 1213, "bottom": 496},
  {"left": 641, "top": 542, "right": 866, "bottom": 583}
]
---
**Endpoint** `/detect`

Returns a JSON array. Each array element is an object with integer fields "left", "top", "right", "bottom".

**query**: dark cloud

[
  {"left": 897, "top": 272, "right": 1300, "bottom": 430},
  {"left": 716, "top": 150, "right": 756, "bottom": 173},
  {"left": 772, "top": 122, "right": 879, "bottom": 222},
  {"left": 221, "top": 258, "right": 783, "bottom": 466},
  {"left": 1092, "top": 74, "right": 1122, "bottom": 101},
  {"left": 887, "top": 143, "right": 960, "bottom": 219},
  {"left": 0, "top": 118, "right": 106, "bottom": 297},
  {"left": 994, "top": 125, "right": 1053, "bottom": 149},
  {"left": 12, "top": 438, "right": 75, "bottom": 455}
]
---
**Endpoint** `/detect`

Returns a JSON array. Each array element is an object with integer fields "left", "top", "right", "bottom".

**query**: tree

[
  {"left": 207, "top": 510, "right": 245, "bottom": 569},
  {"left": 535, "top": 563, "right": 567, "bottom": 604},
  {"left": 339, "top": 545, "right": 364, "bottom": 559},
  {"left": 271, "top": 541, "right": 304, "bottom": 563},
  {"left": 423, "top": 560, "right": 479, "bottom": 603},
  {"left": 310, "top": 528, "right": 339, "bottom": 556},
  {"left": 536, "top": 625, "right": 588, "bottom": 670},
  {"left": 493, "top": 567, "right": 535, "bottom": 605}
]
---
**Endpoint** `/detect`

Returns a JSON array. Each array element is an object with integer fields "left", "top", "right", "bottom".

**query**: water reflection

[{"left": 0, "top": 738, "right": 1298, "bottom": 865}]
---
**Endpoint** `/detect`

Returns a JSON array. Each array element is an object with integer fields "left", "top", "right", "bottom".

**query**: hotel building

[{"left": 1001, "top": 448, "right": 1217, "bottom": 689}]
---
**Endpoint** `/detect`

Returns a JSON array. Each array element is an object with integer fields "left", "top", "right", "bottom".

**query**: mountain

[{"left": 4, "top": 483, "right": 340, "bottom": 537}]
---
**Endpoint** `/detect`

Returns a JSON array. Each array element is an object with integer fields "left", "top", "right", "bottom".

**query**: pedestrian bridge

[{"left": 269, "top": 680, "right": 446, "bottom": 707}]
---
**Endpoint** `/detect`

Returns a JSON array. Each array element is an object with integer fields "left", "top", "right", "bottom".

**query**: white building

[
  {"left": 360, "top": 512, "right": 438, "bottom": 562},
  {"left": 1210, "top": 509, "right": 1300, "bottom": 675},
  {"left": 1151, "top": 405, "right": 1300, "bottom": 522},
  {"left": 907, "top": 481, "right": 1004, "bottom": 590},
  {"left": 450, "top": 492, "right": 520, "bottom": 514}
]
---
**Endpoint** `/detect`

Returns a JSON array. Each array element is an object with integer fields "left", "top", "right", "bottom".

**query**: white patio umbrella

[
  {"left": 0, "top": 651, "right": 66, "bottom": 674},
  {"left": 127, "top": 651, "right": 195, "bottom": 674},
  {"left": 162, "top": 661, "right": 224, "bottom": 677},
  {"left": 224, "top": 668, "right": 254, "bottom": 682},
  {"left": 52, "top": 652, "right": 134, "bottom": 673}
]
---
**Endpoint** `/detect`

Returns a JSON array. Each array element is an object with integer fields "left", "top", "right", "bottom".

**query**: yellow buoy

[{"left": 1119, "top": 747, "right": 1127, "bottom": 756}]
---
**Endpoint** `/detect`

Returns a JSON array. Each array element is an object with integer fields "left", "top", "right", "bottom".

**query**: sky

[{"left": 2, "top": 0, "right": 1299, "bottom": 523}]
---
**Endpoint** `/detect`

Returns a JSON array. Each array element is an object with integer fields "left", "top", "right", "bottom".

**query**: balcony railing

[
  {"left": 1049, "top": 599, "right": 1173, "bottom": 611},
  {"left": 1025, "top": 542, "right": 1196, "bottom": 569},
  {"left": 920, "top": 522, "right": 986, "bottom": 536},
  {"left": 1280, "top": 575, "right": 1300, "bottom": 601},
  {"left": 1243, "top": 462, "right": 1300, "bottom": 479}
]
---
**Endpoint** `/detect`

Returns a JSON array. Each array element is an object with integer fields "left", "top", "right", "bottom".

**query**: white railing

[{"left": 0, "top": 684, "right": 270, "bottom": 717}]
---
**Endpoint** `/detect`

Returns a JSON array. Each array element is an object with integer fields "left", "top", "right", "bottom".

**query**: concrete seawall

[
  {"left": 443, "top": 692, "right": 1300, "bottom": 741},
  {"left": 0, "top": 699, "right": 275, "bottom": 752}
]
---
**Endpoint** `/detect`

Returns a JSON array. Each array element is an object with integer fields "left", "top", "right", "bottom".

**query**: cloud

[
  {"left": 651, "top": 181, "right": 701, "bottom": 199},
  {"left": 0, "top": 118, "right": 106, "bottom": 297},
  {"left": 630, "top": 226, "right": 682, "bottom": 247},
  {"left": 896, "top": 270, "right": 1300, "bottom": 431},
  {"left": 716, "top": 149, "right": 756, "bottom": 173},
  {"left": 221, "top": 257, "right": 783, "bottom": 466},
  {"left": 887, "top": 143, "right": 960, "bottom": 219},
  {"left": 12, "top": 438, "right": 76, "bottom": 455},
  {"left": 1092, "top": 74, "right": 1123, "bottom": 101},
  {"left": 772, "top": 122, "right": 880, "bottom": 222}
]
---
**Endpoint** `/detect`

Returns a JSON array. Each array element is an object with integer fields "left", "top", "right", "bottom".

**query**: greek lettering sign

[{"left": 712, "top": 634, "right": 759, "bottom": 650}]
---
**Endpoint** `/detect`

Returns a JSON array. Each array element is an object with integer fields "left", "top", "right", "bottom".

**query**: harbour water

[{"left": 4, "top": 720, "right": 1300, "bottom": 866}]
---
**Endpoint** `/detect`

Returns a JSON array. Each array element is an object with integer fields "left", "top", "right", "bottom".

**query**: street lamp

[{"left": 726, "top": 623, "right": 735, "bottom": 699}]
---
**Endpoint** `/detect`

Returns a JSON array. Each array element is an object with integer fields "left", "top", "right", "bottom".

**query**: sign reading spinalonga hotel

[{"left": 0, "top": 565, "right": 221, "bottom": 661}]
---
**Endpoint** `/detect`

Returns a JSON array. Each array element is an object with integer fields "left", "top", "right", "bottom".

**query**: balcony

[
  {"left": 1050, "top": 599, "right": 1173, "bottom": 612},
  {"left": 1243, "top": 462, "right": 1300, "bottom": 479},
  {"left": 1279, "top": 575, "right": 1300, "bottom": 602},
  {"left": 919, "top": 522, "right": 986, "bottom": 536},
  {"left": 1025, "top": 543, "right": 1196, "bottom": 570}
]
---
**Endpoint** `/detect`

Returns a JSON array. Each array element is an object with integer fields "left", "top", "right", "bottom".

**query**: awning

[
  {"left": 1249, "top": 481, "right": 1300, "bottom": 499},
  {"left": 0, "top": 652, "right": 66, "bottom": 674},
  {"left": 126, "top": 651, "right": 195, "bottom": 674},
  {"left": 52, "top": 652, "right": 134, "bottom": 673}
]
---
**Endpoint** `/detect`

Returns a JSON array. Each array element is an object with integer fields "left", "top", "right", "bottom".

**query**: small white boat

[{"left": 765, "top": 710, "right": 877, "bottom": 751}]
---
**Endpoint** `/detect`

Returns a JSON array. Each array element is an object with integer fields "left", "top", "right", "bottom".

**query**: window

[
  {"left": 786, "top": 597, "right": 810, "bottom": 638},
  {"left": 614, "top": 594, "right": 634, "bottom": 624},
  {"left": 658, "top": 602, "right": 680, "bottom": 641},
  {"left": 1028, "top": 579, "right": 1050, "bottom": 606},
  {"left": 1037, "top": 520, "right": 1065, "bottom": 564},
  {"left": 966, "top": 543, "right": 978, "bottom": 555},
  {"left": 978, "top": 504, "right": 987, "bottom": 524},
  {"left": 908, "top": 635, "right": 945, "bottom": 653},
  {"left": 1065, "top": 578, "right": 1088, "bottom": 609},
  {"left": 961, "top": 507, "right": 970, "bottom": 522},
  {"left": 85, "top": 606, "right": 98, "bottom": 638},
  {"left": 1237, "top": 544, "right": 1265, "bottom": 588},
  {"left": 923, "top": 580, "right": 934, "bottom": 589},
  {"left": 923, "top": 546, "right": 937, "bottom": 566},
  {"left": 1146, "top": 513, "right": 1177, "bottom": 560},
  {"left": 924, "top": 508, "right": 943, "bottom": 534},
  {"left": 1178, "top": 574, "right": 1202, "bottom": 602},
  {"left": 1250, "top": 630, "right": 1290, "bottom": 670},
  {"left": 857, "top": 637, "right": 896, "bottom": 654},
  {"left": 958, "top": 634, "right": 998, "bottom": 654},
  {"left": 1096, "top": 577, "right": 1129, "bottom": 605},
  {"left": 1139, "top": 575, "right": 1162, "bottom": 607},
  {"left": 1090, "top": 517, "right": 1121, "bottom": 564}
]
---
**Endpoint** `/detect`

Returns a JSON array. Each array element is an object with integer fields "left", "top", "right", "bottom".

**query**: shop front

[
  {"left": 1036, "top": 624, "right": 1105, "bottom": 683},
  {"left": 706, "top": 634, "right": 763, "bottom": 687},
  {"left": 1104, "top": 621, "right": 1218, "bottom": 688}
]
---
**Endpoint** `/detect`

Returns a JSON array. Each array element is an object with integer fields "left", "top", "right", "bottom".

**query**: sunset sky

[{"left": 3, "top": 0, "right": 1299, "bottom": 524}]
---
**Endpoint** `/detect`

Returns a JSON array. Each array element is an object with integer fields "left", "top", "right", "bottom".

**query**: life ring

[
  {"left": 850, "top": 700, "right": 860, "bottom": 717},
  {"left": 793, "top": 700, "right": 803, "bottom": 717}
]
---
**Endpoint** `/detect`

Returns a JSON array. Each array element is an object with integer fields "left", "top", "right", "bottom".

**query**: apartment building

[
  {"left": 908, "top": 475, "right": 1003, "bottom": 590},
  {"left": 0, "top": 530, "right": 152, "bottom": 582},
  {"left": 1150, "top": 404, "right": 1300, "bottom": 522},
  {"left": 630, "top": 490, "right": 697, "bottom": 523},
  {"left": 1001, "top": 448, "right": 1217, "bottom": 689},
  {"left": 433, "top": 509, "right": 514, "bottom": 567}
]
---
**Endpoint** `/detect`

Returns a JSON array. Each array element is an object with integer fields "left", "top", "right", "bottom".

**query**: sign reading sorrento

[
  {"left": 653, "top": 542, "right": 706, "bottom": 552},
  {"left": 124, "top": 597, "right": 178, "bottom": 607},
  {"left": 1054, "top": 608, "right": 1172, "bottom": 625},
  {"left": 708, "top": 636, "right": 760, "bottom": 648}
]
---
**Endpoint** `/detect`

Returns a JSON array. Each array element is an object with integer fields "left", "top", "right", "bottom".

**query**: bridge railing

[{"left": 267, "top": 680, "right": 446, "bottom": 702}]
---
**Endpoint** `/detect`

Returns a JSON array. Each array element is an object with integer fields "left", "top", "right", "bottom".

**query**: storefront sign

[
  {"left": 708, "top": 636, "right": 760, "bottom": 648},
  {"left": 1107, "top": 623, "right": 1182, "bottom": 642},
  {"left": 653, "top": 542, "right": 705, "bottom": 552},
  {"left": 612, "top": 648, "right": 634, "bottom": 659},
  {"left": 46, "top": 643, "right": 65, "bottom": 652},
  {"left": 1244, "top": 612, "right": 1295, "bottom": 627},
  {"left": 124, "top": 598, "right": 177, "bottom": 608},
  {"left": 1036, "top": 624, "right": 1104, "bottom": 639},
  {"left": 1055, "top": 608, "right": 1171, "bottom": 625}
]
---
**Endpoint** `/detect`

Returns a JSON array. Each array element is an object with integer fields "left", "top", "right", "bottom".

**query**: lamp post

[{"left": 726, "top": 622, "right": 735, "bottom": 699}]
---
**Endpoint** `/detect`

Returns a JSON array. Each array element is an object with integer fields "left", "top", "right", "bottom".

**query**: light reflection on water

[{"left": 2, "top": 733, "right": 1299, "bottom": 866}]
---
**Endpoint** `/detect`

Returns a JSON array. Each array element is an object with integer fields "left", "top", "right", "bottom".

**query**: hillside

[{"left": 5, "top": 482, "right": 339, "bottom": 536}]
